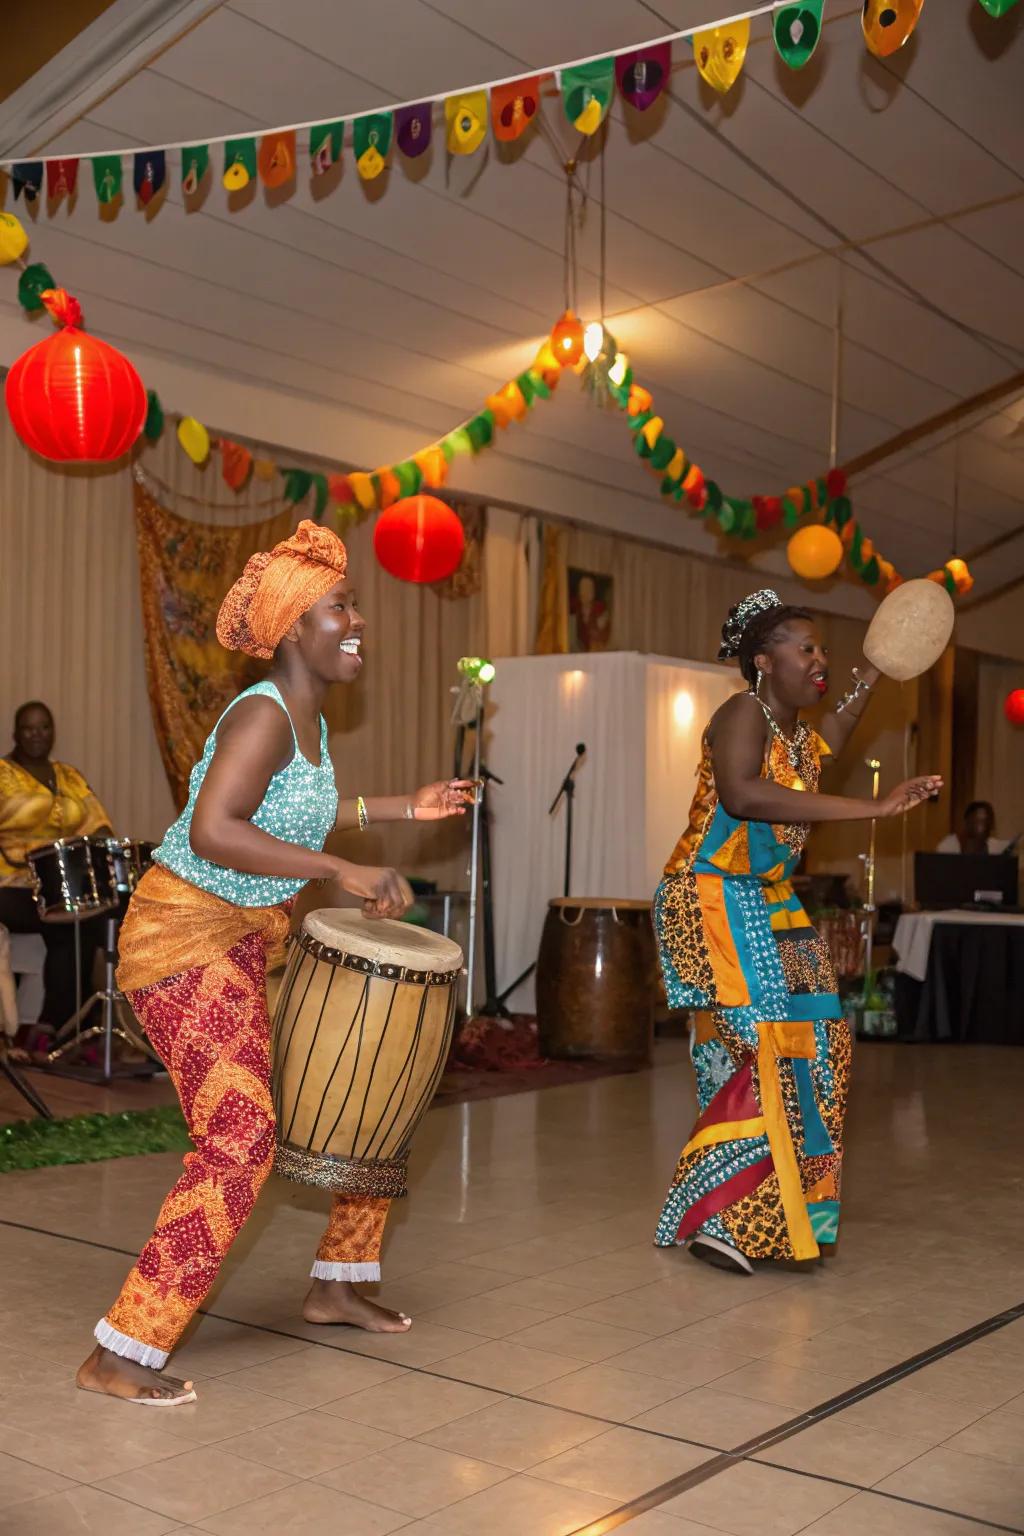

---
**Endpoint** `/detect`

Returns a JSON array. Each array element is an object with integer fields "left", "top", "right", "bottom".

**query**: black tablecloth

[{"left": 895, "top": 921, "right": 1024, "bottom": 1044}]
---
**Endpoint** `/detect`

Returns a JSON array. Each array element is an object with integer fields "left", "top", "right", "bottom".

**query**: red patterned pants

[{"left": 97, "top": 931, "right": 391, "bottom": 1368}]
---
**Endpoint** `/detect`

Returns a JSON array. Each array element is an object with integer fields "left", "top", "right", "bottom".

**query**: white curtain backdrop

[{"left": 487, "top": 651, "right": 739, "bottom": 1012}]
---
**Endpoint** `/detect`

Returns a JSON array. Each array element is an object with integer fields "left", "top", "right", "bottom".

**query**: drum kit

[{"left": 27, "top": 834, "right": 159, "bottom": 1082}]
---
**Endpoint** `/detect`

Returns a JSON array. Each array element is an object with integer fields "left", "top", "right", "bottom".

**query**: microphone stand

[{"left": 488, "top": 745, "right": 588, "bottom": 1011}]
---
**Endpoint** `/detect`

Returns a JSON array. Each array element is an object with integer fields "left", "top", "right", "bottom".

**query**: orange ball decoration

[
  {"left": 787, "top": 523, "right": 844, "bottom": 581},
  {"left": 373, "top": 495, "right": 465, "bottom": 584},
  {"left": 4, "top": 288, "right": 146, "bottom": 462},
  {"left": 1004, "top": 689, "right": 1024, "bottom": 728},
  {"left": 550, "top": 309, "right": 584, "bottom": 367}
]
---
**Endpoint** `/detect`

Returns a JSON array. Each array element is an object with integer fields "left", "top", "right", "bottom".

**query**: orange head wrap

[{"left": 216, "top": 519, "right": 349, "bottom": 659}]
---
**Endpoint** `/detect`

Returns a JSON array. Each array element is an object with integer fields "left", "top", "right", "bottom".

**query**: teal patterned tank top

[{"left": 154, "top": 681, "right": 338, "bottom": 908}]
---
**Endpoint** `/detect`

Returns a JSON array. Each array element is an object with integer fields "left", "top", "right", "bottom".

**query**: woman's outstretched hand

[
  {"left": 879, "top": 776, "right": 944, "bottom": 817},
  {"left": 411, "top": 780, "right": 479, "bottom": 820}
]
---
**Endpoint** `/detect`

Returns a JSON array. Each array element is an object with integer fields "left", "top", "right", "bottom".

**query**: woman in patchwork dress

[{"left": 654, "top": 590, "right": 940, "bottom": 1274}]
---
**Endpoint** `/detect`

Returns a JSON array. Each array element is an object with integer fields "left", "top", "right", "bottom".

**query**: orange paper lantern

[
  {"left": 4, "top": 289, "right": 146, "bottom": 462},
  {"left": 550, "top": 310, "right": 584, "bottom": 367},
  {"left": 787, "top": 523, "right": 844, "bottom": 581},
  {"left": 373, "top": 496, "right": 465, "bottom": 584}
]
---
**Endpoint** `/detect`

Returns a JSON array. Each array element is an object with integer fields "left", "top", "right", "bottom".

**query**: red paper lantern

[
  {"left": 373, "top": 495, "right": 465, "bottom": 584},
  {"left": 1004, "top": 689, "right": 1024, "bottom": 728},
  {"left": 4, "top": 288, "right": 146, "bottom": 462},
  {"left": 550, "top": 309, "right": 584, "bottom": 367}
]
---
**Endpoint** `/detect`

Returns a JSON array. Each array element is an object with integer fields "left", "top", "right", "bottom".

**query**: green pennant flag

[
  {"left": 773, "top": 1, "right": 825, "bottom": 69},
  {"left": 444, "top": 427, "right": 473, "bottom": 456},
  {"left": 353, "top": 113, "right": 392, "bottom": 180},
  {"left": 393, "top": 461, "right": 422, "bottom": 497},
  {"left": 92, "top": 155, "right": 122, "bottom": 205},
  {"left": 310, "top": 122, "right": 344, "bottom": 174},
  {"left": 181, "top": 145, "right": 209, "bottom": 195},
  {"left": 560, "top": 59, "right": 615, "bottom": 135},
  {"left": 466, "top": 411, "right": 494, "bottom": 451},
  {"left": 282, "top": 468, "right": 313, "bottom": 504},
  {"left": 17, "top": 262, "right": 55, "bottom": 313},
  {"left": 978, "top": 0, "right": 1020, "bottom": 14},
  {"left": 310, "top": 474, "right": 329, "bottom": 522},
  {"left": 649, "top": 436, "right": 676, "bottom": 472},
  {"left": 224, "top": 138, "right": 257, "bottom": 189}
]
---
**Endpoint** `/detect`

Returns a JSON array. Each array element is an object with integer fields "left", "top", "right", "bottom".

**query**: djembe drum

[
  {"left": 271, "top": 909, "right": 462, "bottom": 1197},
  {"left": 536, "top": 897, "right": 656, "bottom": 1066}
]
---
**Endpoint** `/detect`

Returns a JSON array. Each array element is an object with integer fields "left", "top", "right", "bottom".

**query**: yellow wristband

[{"left": 356, "top": 795, "right": 369, "bottom": 832}]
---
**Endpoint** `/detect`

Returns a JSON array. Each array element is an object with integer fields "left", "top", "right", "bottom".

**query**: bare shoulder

[
  {"left": 213, "top": 694, "right": 292, "bottom": 756},
  {"left": 708, "top": 691, "right": 766, "bottom": 745}
]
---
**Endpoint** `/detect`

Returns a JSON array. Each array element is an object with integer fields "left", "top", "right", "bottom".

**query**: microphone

[
  {"left": 550, "top": 744, "right": 587, "bottom": 816},
  {"left": 576, "top": 742, "right": 586, "bottom": 758}
]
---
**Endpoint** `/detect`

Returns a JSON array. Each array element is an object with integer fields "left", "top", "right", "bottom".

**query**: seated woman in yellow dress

[{"left": 0, "top": 702, "right": 112, "bottom": 1031}]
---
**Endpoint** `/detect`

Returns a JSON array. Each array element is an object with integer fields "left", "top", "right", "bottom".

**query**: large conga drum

[
  {"left": 271, "top": 910, "right": 462, "bottom": 1197},
  {"left": 536, "top": 898, "right": 656, "bottom": 1066}
]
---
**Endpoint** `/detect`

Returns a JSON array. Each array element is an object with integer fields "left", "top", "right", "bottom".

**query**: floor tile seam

[
  {"left": 6, "top": 1215, "right": 1023, "bottom": 1519},
  {"left": 564, "top": 1300, "right": 1024, "bottom": 1533}
]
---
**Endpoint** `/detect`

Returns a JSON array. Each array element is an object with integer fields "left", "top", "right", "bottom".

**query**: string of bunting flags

[
  {"left": 1, "top": 250, "right": 974, "bottom": 598},
  {"left": 0, "top": 1, "right": 1017, "bottom": 211}
]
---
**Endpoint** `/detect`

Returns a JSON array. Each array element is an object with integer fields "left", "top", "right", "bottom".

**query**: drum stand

[{"left": 45, "top": 911, "right": 161, "bottom": 1084}]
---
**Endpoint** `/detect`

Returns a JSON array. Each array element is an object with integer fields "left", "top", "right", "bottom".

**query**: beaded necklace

[{"left": 749, "top": 693, "right": 809, "bottom": 772}]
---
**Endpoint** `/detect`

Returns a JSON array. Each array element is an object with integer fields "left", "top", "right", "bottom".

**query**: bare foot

[
  {"left": 76, "top": 1345, "right": 196, "bottom": 1405},
  {"left": 302, "top": 1279, "right": 411, "bottom": 1333}
]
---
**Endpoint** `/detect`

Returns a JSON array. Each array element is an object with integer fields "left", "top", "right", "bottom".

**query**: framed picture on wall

[{"left": 568, "top": 567, "right": 613, "bottom": 653}]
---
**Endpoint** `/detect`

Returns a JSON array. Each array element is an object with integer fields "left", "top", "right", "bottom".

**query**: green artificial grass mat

[{"left": 1, "top": 1105, "right": 191, "bottom": 1173}]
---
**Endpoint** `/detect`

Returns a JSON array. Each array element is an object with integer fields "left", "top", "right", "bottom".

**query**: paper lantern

[
  {"left": 1004, "top": 689, "right": 1024, "bottom": 727},
  {"left": 550, "top": 310, "right": 584, "bottom": 367},
  {"left": 374, "top": 495, "right": 465, "bottom": 584},
  {"left": 862, "top": 0, "right": 925, "bottom": 58},
  {"left": 787, "top": 523, "right": 844, "bottom": 580},
  {"left": 4, "top": 288, "right": 146, "bottom": 463},
  {"left": 0, "top": 212, "right": 29, "bottom": 265}
]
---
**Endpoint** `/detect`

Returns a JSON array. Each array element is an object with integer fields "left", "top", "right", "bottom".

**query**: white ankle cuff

[
  {"left": 94, "top": 1318, "right": 169, "bottom": 1370},
  {"left": 310, "top": 1260, "right": 381, "bottom": 1282}
]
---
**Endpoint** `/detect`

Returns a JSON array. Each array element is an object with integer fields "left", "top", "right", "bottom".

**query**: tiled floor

[{"left": 1, "top": 1039, "right": 1022, "bottom": 1535}]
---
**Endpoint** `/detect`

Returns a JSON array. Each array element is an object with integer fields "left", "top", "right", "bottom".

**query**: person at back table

[{"left": 936, "top": 800, "right": 1009, "bottom": 857}]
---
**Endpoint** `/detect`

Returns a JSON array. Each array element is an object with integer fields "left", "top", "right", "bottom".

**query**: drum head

[{"left": 302, "top": 909, "right": 463, "bottom": 975}]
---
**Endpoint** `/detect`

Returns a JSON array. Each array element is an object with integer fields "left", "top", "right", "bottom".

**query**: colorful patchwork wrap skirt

[
  {"left": 94, "top": 866, "right": 392, "bottom": 1370},
  {"left": 653, "top": 727, "right": 852, "bottom": 1264}
]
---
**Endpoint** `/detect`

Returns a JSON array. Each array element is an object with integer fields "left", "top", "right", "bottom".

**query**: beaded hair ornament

[{"left": 717, "top": 589, "right": 785, "bottom": 661}]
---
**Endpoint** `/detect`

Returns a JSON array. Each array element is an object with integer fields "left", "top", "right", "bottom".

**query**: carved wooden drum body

[
  {"left": 271, "top": 909, "right": 462, "bottom": 1197},
  {"left": 536, "top": 897, "right": 656, "bottom": 1066}
]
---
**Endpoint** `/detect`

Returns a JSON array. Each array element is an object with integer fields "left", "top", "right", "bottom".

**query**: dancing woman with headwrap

[
  {"left": 654, "top": 591, "right": 941, "bottom": 1275},
  {"left": 77, "top": 521, "right": 473, "bottom": 1405}
]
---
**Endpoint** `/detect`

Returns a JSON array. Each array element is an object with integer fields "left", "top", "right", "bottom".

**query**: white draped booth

[{"left": 486, "top": 652, "right": 740, "bottom": 1012}]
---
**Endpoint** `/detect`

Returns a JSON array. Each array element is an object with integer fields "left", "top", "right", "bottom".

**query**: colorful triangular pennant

[
  {"left": 396, "top": 103, "right": 433, "bottom": 159},
  {"left": 181, "top": 144, "right": 209, "bottom": 195},
  {"left": 223, "top": 137, "right": 257, "bottom": 191},
  {"left": 445, "top": 91, "right": 487, "bottom": 154},
  {"left": 258, "top": 130, "right": 296, "bottom": 188},
  {"left": 862, "top": 0, "right": 925, "bottom": 58},
  {"left": 12, "top": 162, "right": 43, "bottom": 202},
  {"left": 491, "top": 77, "right": 541, "bottom": 142},
  {"left": 46, "top": 158, "right": 79, "bottom": 201},
  {"left": 353, "top": 113, "right": 392, "bottom": 180},
  {"left": 615, "top": 43, "right": 671, "bottom": 110},
  {"left": 693, "top": 19, "right": 750, "bottom": 93},
  {"left": 93, "top": 156, "right": 122, "bottom": 205},
  {"left": 133, "top": 150, "right": 166, "bottom": 205},
  {"left": 309, "top": 122, "right": 344, "bottom": 174},
  {"left": 773, "top": 2, "right": 825, "bottom": 68},
  {"left": 559, "top": 59, "right": 615, "bottom": 135}
]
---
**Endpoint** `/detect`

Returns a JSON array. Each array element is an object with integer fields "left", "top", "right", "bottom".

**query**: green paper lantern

[
  {"left": 143, "top": 390, "right": 164, "bottom": 442},
  {"left": 93, "top": 155, "right": 122, "bottom": 205},
  {"left": 516, "top": 371, "right": 538, "bottom": 407},
  {"left": 773, "top": 1, "right": 825, "bottom": 69},
  {"left": 830, "top": 495, "right": 853, "bottom": 528},
  {"left": 717, "top": 504, "right": 738, "bottom": 535},
  {"left": 466, "top": 412, "right": 494, "bottom": 451},
  {"left": 705, "top": 481, "right": 724, "bottom": 513},
  {"left": 781, "top": 495, "right": 800, "bottom": 528},
  {"left": 17, "top": 262, "right": 55, "bottom": 312},
  {"left": 181, "top": 145, "right": 209, "bottom": 195},
  {"left": 524, "top": 368, "right": 551, "bottom": 401},
  {"left": 650, "top": 436, "right": 677, "bottom": 472},
  {"left": 628, "top": 409, "right": 653, "bottom": 431}
]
